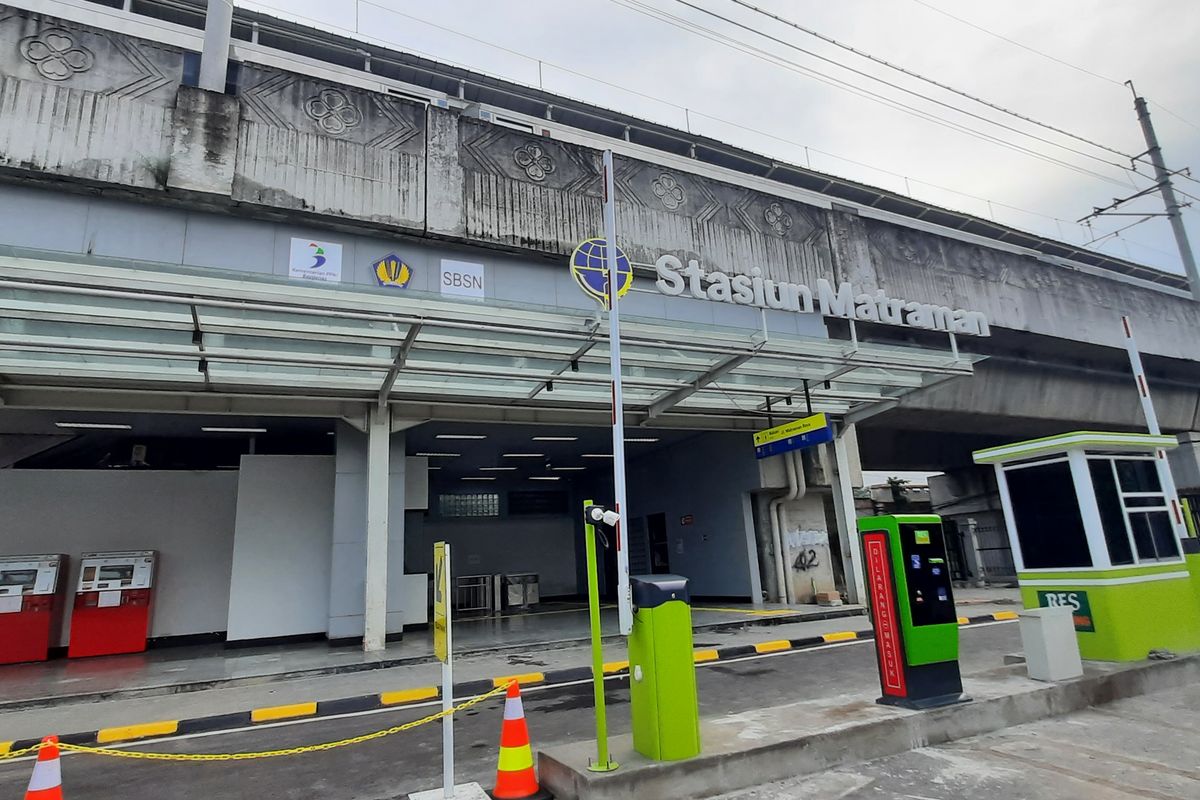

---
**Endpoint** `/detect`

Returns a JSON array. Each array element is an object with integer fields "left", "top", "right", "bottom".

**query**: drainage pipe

[{"left": 768, "top": 450, "right": 806, "bottom": 604}]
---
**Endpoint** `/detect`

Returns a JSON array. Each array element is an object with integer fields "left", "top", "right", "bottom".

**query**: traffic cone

[
  {"left": 491, "top": 682, "right": 550, "bottom": 800},
  {"left": 25, "top": 736, "right": 63, "bottom": 800}
]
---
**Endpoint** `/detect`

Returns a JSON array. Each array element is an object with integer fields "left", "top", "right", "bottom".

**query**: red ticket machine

[
  {"left": 0, "top": 554, "right": 66, "bottom": 664},
  {"left": 68, "top": 551, "right": 156, "bottom": 658}
]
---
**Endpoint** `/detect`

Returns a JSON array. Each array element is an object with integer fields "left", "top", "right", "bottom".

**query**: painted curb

[{"left": 1, "top": 613, "right": 1011, "bottom": 754}]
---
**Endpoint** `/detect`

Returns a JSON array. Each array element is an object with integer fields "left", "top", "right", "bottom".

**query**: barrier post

[
  {"left": 434, "top": 541, "right": 455, "bottom": 798},
  {"left": 583, "top": 500, "right": 618, "bottom": 772}
]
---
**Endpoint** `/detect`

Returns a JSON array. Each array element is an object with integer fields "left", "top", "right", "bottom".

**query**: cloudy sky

[{"left": 241, "top": 0, "right": 1200, "bottom": 274}]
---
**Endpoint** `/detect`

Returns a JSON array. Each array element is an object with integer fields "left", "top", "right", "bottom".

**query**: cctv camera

[
  {"left": 587, "top": 505, "right": 606, "bottom": 524},
  {"left": 601, "top": 509, "right": 621, "bottom": 527}
]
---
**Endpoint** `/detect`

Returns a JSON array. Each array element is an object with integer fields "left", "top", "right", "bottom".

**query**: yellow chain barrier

[{"left": 2, "top": 682, "right": 511, "bottom": 763}]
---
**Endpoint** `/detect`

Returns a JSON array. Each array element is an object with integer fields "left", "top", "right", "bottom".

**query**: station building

[{"left": 0, "top": 0, "right": 1198, "bottom": 663}]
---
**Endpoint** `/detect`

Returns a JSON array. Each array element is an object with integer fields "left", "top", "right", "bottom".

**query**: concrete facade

[{"left": 0, "top": 2, "right": 1197, "bottom": 367}]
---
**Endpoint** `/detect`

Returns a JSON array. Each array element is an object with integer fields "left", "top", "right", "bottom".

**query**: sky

[{"left": 239, "top": 0, "right": 1200, "bottom": 276}]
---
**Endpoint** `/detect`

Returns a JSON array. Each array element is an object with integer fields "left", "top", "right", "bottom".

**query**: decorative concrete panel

[
  {"left": 0, "top": 7, "right": 180, "bottom": 189},
  {"left": 456, "top": 119, "right": 601, "bottom": 253},
  {"left": 0, "top": 75, "right": 172, "bottom": 189},
  {"left": 234, "top": 65, "right": 426, "bottom": 227},
  {"left": 860, "top": 215, "right": 1200, "bottom": 358},
  {"left": 612, "top": 156, "right": 832, "bottom": 284},
  {"left": 0, "top": 7, "right": 181, "bottom": 106}
]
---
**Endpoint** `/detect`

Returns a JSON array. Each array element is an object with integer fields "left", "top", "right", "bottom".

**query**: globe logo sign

[{"left": 570, "top": 238, "right": 632, "bottom": 309}]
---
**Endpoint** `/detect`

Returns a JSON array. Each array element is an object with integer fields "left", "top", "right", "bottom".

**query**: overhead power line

[
  {"left": 615, "top": 0, "right": 1141, "bottom": 191},
  {"left": 662, "top": 0, "right": 1139, "bottom": 176},
  {"left": 724, "top": 0, "right": 1136, "bottom": 162},
  {"left": 908, "top": 0, "right": 1200, "bottom": 134}
]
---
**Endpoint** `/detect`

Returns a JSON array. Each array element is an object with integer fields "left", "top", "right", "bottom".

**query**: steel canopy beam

[
  {"left": 377, "top": 324, "right": 422, "bottom": 409},
  {"left": 643, "top": 351, "right": 756, "bottom": 422}
]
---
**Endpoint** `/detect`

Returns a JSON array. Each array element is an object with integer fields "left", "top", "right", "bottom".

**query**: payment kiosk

[
  {"left": 0, "top": 554, "right": 66, "bottom": 664},
  {"left": 68, "top": 551, "right": 156, "bottom": 658},
  {"left": 858, "top": 515, "right": 967, "bottom": 709}
]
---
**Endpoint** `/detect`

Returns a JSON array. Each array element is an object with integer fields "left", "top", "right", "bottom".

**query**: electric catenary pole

[
  {"left": 1081, "top": 83, "right": 1199, "bottom": 301},
  {"left": 1128, "top": 84, "right": 1200, "bottom": 300},
  {"left": 602, "top": 149, "right": 634, "bottom": 636}
]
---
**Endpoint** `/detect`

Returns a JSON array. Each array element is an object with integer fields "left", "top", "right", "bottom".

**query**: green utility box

[
  {"left": 628, "top": 574, "right": 701, "bottom": 761},
  {"left": 858, "top": 514, "right": 967, "bottom": 709}
]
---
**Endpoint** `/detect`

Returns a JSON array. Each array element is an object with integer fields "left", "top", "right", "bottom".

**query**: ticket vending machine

[
  {"left": 0, "top": 554, "right": 66, "bottom": 664},
  {"left": 858, "top": 515, "right": 968, "bottom": 710},
  {"left": 68, "top": 551, "right": 156, "bottom": 658}
]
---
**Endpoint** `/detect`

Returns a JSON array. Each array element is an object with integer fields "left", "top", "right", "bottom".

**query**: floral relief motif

[
  {"left": 19, "top": 29, "right": 94, "bottom": 81},
  {"left": 764, "top": 202, "right": 793, "bottom": 236},
  {"left": 651, "top": 173, "right": 685, "bottom": 210},
  {"left": 512, "top": 143, "right": 555, "bottom": 182},
  {"left": 303, "top": 88, "right": 363, "bottom": 136}
]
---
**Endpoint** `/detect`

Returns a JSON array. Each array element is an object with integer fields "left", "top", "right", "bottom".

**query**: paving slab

[{"left": 538, "top": 650, "right": 1200, "bottom": 800}]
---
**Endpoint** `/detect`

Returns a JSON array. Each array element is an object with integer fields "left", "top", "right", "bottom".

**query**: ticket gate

[
  {"left": 0, "top": 554, "right": 66, "bottom": 664},
  {"left": 68, "top": 551, "right": 156, "bottom": 658}
]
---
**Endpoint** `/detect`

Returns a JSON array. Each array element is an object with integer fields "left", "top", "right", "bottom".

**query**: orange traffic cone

[
  {"left": 491, "top": 682, "right": 550, "bottom": 800},
  {"left": 25, "top": 736, "right": 63, "bottom": 800}
]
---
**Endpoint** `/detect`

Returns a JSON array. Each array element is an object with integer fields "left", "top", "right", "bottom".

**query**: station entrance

[{"left": 0, "top": 248, "right": 977, "bottom": 693}]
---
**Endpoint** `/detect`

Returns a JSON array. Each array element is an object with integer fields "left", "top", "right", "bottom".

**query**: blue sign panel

[{"left": 753, "top": 424, "right": 834, "bottom": 459}]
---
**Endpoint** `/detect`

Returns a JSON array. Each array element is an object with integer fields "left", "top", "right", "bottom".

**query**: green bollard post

[{"left": 583, "top": 500, "right": 619, "bottom": 772}]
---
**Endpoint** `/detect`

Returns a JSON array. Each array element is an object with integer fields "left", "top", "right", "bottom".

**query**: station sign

[
  {"left": 654, "top": 253, "right": 990, "bottom": 337},
  {"left": 1036, "top": 589, "right": 1095, "bottom": 632},
  {"left": 752, "top": 413, "right": 833, "bottom": 459}
]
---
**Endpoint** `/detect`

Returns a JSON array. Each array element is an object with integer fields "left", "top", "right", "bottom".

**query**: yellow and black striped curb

[{"left": 0, "top": 612, "right": 1017, "bottom": 756}]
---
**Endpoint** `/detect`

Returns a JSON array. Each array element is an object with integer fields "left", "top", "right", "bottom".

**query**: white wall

[
  {"left": 226, "top": 456, "right": 335, "bottom": 642},
  {"left": 0, "top": 470, "right": 238, "bottom": 644}
]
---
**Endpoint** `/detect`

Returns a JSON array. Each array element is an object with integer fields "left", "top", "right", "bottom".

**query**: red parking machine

[
  {"left": 0, "top": 554, "right": 66, "bottom": 664},
  {"left": 68, "top": 551, "right": 157, "bottom": 658}
]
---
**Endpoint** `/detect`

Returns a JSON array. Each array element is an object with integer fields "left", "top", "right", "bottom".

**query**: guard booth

[{"left": 973, "top": 432, "right": 1200, "bottom": 661}]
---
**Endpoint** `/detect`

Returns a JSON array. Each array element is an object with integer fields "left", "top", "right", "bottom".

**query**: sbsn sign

[{"left": 653, "top": 254, "right": 990, "bottom": 337}]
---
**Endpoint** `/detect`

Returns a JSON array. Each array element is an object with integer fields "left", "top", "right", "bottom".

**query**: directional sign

[{"left": 753, "top": 413, "right": 833, "bottom": 459}]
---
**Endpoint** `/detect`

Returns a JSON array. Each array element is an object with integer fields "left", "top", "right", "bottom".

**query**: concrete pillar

[
  {"left": 199, "top": 0, "right": 234, "bottom": 93},
  {"left": 829, "top": 424, "right": 866, "bottom": 604},
  {"left": 328, "top": 417, "right": 407, "bottom": 648},
  {"left": 364, "top": 405, "right": 390, "bottom": 652}
]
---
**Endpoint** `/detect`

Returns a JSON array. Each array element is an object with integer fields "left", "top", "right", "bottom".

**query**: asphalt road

[{"left": 0, "top": 624, "right": 1022, "bottom": 800}]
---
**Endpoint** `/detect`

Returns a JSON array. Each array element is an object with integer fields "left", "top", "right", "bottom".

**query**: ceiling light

[
  {"left": 581, "top": 453, "right": 613, "bottom": 458},
  {"left": 462, "top": 476, "right": 496, "bottom": 481},
  {"left": 436, "top": 434, "right": 488, "bottom": 440},
  {"left": 625, "top": 437, "right": 660, "bottom": 443},
  {"left": 532, "top": 436, "right": 579, "bottom": 442},
  {"left": 428, "top": 466, "right": 442, "bottom": 471},
  {"left": 502, "top": 453, "right": 545, "bottom": 458},
  {"left": 55, "top": 422, "right": 132, "bottom": 430},
  {"left": 201, "top": 427, "right": 268, "bottom": 434},
  {"left": 415, "top": 452, "right": 460, "bottom": 458},
  {"left": 529, "top": 476, "right": 560, "bottom": 481},
  {"left": 480, "top": 466, "right": 517, "bottom": 471},
  {"left": 552, "top": 466, "right": 587, "bottom": 471}
]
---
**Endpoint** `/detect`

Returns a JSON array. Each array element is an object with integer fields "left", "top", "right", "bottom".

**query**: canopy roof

[
  {"left": 0, "top": 249, "right": 978, "bottom": 429},
  {"left": 973, "top": 431, "right": 1178, "bottom": 465}
]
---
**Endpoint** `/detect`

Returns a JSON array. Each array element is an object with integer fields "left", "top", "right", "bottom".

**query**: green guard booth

[
  {"left": 973, "top": 431, "right": 1200, "bottom": 661},
  {"left": 628, "top": 574, "right": 701, "bottom": 761}
]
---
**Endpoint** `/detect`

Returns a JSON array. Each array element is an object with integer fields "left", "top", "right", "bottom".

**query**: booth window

[
  {"left": 438, "top": 493, "right": 500, "bottom": 518},
  {"left": 1087, "top": 455, "right": 1180, "bottom": 563},
  {"left": 1004, "top": 460, "right": 1092, "bottom": 569}
]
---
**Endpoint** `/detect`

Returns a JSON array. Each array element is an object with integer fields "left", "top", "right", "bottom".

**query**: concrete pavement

[
  {"left": 0, "top": 621, "right": 1026, "bottom": 800},
  {"left": 713, "top": 683, "right": 1200, "bottom": 799},
  {"left": 0, "top": 596, "right": 1018, "bottom": 745}
]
